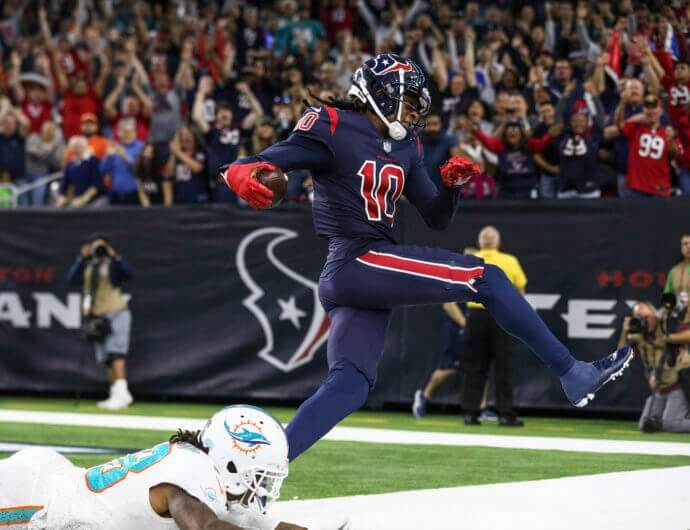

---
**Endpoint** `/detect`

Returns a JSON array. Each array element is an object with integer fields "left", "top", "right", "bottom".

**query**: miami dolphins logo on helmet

[{"left": 224, "top": 420, "right": 272, "bottom": 454}]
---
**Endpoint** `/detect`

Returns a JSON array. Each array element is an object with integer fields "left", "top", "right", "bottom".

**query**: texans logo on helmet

[
  {"left": 236, "top": 227, "right": 330, "bottom": 372},
  {"left": 370, "top": 54, "right": 413, "bottom": 76}
]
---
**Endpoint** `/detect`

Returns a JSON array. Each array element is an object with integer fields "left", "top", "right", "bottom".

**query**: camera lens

[
  {"left": 94, "top": 245, "right": 108, "bottom": 258},
  {"left": 628, "top": 317, "right": 643, "bottom": 334},
  {"left": 661, "top": 292, "right": 677, "bottom": 310}
]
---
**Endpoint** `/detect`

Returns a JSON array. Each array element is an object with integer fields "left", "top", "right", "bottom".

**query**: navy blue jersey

[
  {"left": 557, "top": 127, "right": 603, "bottom": 193},
  {"left": 169, "top": 151, "right": 210, "bottom": 203},
  {"left": 255, "top": 106, "right": 459, "bottom": 276},
  {"left": 207, "top": 127, "right": 241, "bottom": 203},
  {"left": 497, "top": 148, "right": 538, "bottom": 192}
]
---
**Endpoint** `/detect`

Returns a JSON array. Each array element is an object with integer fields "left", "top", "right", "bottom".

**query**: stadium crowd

[{"left": 2, "top": 0, "right": 690, "bottom": 206}]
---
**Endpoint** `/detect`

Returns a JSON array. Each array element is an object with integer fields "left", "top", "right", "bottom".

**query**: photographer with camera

[
  {"left": 618, "top": 297, "right": 690, "bottom": 433},
  {"left": 67, "top": 235, "right": 135, "bottom": 410}
]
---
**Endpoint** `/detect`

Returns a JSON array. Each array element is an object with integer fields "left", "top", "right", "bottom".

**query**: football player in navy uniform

[{"left": 221, "top": 54, "right": 633, "bottom": 461}]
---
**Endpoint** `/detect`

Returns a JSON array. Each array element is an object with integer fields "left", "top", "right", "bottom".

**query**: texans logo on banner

[{"left": 236, "top": 227, "right": 329, "bottom": 372}]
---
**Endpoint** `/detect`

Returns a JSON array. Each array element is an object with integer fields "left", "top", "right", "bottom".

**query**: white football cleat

[{"left": 100, "top": 392, "right": 133, "bottom": 410}]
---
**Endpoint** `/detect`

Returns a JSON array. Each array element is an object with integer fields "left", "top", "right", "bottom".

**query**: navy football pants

[{"left": 285, "top": 243, "right": 575, "bottom": 460}]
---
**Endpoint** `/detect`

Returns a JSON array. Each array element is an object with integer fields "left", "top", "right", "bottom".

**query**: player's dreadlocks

[
  {"left": 304, "top": 89, "right": 367, "bottom": 113},
  {"left": 169, "top": 429, "right": 208, "bottom": 453}
]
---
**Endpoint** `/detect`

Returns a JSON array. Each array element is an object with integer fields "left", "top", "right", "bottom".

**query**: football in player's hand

[{"left": 254, "top": 167, "right": 288, "bottom": 208}]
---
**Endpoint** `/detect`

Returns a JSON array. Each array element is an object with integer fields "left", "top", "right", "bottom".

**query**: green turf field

[
  {"left": 2, "top": 419, "right": 690, "bottom": 499},
  {"left": 2, "top": 396, "right": 690, "bottom": 442},
  {"left": 2, "top": 397, "right": 690, "bottom": 499}
]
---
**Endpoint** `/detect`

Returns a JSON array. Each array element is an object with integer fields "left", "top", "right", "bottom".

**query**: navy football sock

[
  {"left": 286, "top": 362, "right": 369, "bottom": 461},
  {"left": 476, "top": 264, "right": 575, "bottom": 376}
]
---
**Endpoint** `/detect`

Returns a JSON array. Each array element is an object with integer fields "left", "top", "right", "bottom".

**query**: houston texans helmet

[
  {"left": 347, "top": 53, "right": 431, "bottom": 140},
  {"left": 201, "top": 405, "right": 289, "bottom": 514}
]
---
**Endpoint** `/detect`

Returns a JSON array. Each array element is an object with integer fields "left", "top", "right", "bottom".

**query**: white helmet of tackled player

[{"left": 201, "top": 405, "right": 289, "bottom": 513}]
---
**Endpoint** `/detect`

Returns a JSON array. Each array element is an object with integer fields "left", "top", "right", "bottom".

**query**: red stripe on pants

[{"left": 358, "top": 251, "right": 484, "bottom": 285}]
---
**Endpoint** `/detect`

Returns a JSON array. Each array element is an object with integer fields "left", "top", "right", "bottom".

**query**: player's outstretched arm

[
  {"left": 155, "top": 483, "right": 309, "bottom": 530},
  {"left": 151, "top": 483, "right": 243, "bottom": 530},
  {"left": 220, "top": 136, "right": 332, "bottom": 209}
]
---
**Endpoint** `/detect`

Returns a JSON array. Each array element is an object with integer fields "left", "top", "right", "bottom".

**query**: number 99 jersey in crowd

[
  {"left": 0, "top": 444, "right": 226, "bottom": 529},
  {"left": 258, "top": 104, "right": 459, "bottom": 276}
]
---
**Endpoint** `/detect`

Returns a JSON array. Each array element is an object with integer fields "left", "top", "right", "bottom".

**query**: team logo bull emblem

[{"left": 236, "top": 227, "right": 329, "bottom": 372}]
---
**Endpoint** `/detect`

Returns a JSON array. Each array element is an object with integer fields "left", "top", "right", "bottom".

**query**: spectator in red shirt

[
  {"left": 322, "top": 0, "right": 353, "bottom": 43},
  {"left": 50, "top": 33, "right": 110, "bottom": 138},
  {"left": 656, "top": 55, "right": 690, "bottom": 188},
  {"left": 661, "top": 59, "right": 690, "bottom": 113},
  {"left": 8, "top": 51, "right": 54, "bottom": 134},
  {"left": 38, "top": 3, "right": 108, "bottom": 140},
  {"left": 58, "top": 72, "right": 107, "bottom": 140},
  {"left": 619, "top": 93, "right": 678, "bottom": 197},
  {"left": 13, "top": 75, "right": 53, "bottom": 135},
  {"left": 667, "top": 100, "right": 690, "bottom": 196},
  {"left": 104, "top": 72, "right": 152, "bottom": 143}
]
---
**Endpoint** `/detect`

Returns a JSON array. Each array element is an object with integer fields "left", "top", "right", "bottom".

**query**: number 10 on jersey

[{"left": 358, "top": 160, "right": 405, "bottom": 226}]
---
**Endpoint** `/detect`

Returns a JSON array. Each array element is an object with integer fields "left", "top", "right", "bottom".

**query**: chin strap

[{"left": 348, "top": 69, "right": 408, "bottom": 140}]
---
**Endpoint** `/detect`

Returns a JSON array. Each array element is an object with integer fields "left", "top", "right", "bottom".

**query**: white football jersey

[{"left": 5, "top": 443, "right": 228, "bottom": 529}]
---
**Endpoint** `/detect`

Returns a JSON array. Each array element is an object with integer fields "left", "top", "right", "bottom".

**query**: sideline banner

[
  {"left": 0, "top": 207, "right": 331, "bottom": 401},
  {"left": 1, "top": 200, "right": 688, "bottom": 412}
]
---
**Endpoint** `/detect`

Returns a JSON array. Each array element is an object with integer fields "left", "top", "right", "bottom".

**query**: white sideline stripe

[
  {"left": 0, "top": 442, "right": 115, "bottom": 454},
  {"left": 321, "top": 425, "right": 690, "bottom": 456},
  {"left": 0, "top": 409, "right": 207, "bottom": 432},
  {"left": 272, "top": 466, "right": 690, "bottom": 530},
  {"left": 1, "top": 409, "right": 689, "bottom": 456}
]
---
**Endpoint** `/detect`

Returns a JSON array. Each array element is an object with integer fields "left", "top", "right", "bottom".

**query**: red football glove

[
  {"left": 221, "top": 161, "right": 276, "bottom": 209},
  {"left": 439, "top": 156, "right": 481, "bottom": 189}
]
